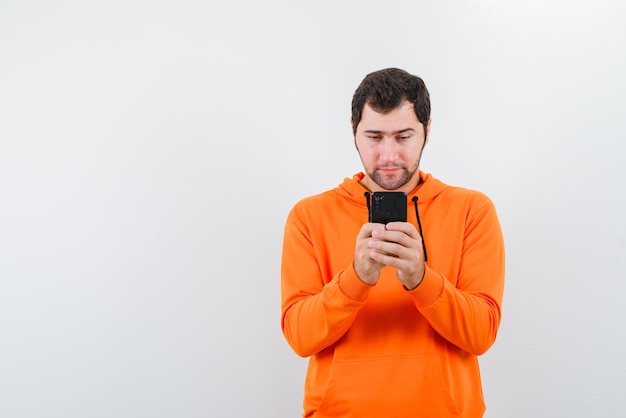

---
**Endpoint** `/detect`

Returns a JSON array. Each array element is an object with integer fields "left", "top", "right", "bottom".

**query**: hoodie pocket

[{"left": 316, "top": 355, "right": 462, "bottom": 418}]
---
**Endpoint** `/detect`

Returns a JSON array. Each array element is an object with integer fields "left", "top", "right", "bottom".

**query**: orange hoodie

[{"left": 281, "top": 171, "right": 505, "bottom": 418}]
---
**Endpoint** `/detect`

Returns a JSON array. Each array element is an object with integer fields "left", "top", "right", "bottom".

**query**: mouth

[{"left": 377, "top": 167, "right": 401, "bottom": 175}]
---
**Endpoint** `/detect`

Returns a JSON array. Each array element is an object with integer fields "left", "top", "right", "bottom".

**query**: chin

[{"left": 373, "top": 175, "right": 409, "bottom": 191}]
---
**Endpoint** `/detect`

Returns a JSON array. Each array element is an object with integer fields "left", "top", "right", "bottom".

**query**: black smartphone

[{"left": 368, "top": 191, "right": 407, "bottom": 224}]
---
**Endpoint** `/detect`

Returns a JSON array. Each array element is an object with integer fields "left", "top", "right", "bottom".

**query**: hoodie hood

[{"left": 334, "top": 170, "right": 449, "bottom": 207}]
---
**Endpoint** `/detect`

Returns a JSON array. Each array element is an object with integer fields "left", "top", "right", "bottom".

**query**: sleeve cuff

[
  {"left": 338, "top": 264, "right": 373, "bottom": 302},
  {"left": 406, "top": 265, "right": 445, "bottom": 307}
]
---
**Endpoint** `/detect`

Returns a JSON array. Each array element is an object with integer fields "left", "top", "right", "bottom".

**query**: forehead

[{"left": 360, "top": 101, "right": 420, "bottom": 129}]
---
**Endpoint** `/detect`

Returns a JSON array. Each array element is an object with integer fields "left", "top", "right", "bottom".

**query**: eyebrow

[{"left": 363, "top": 128, "right": 415, "bottom": 135}]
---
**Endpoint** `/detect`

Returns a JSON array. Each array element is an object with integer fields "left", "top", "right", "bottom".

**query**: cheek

[
  {"left": 400, "top": 149, "right": 415, "bottom": 161},
  {"left": 401, "top": 144, "right": 422, "bottom": 160},
  {"left": 359, "top": 148, "right": 379, "bottom": 165},
  {"left": 356, "top": 142, "right": 376, "bottom": 159}
]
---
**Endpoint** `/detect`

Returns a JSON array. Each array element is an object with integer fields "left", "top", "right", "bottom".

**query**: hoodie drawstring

[
  {"left": 364, "top": 192, "right": 371, "bottom": 222},
  {"left": 412, "top": 196, "right": 428, "bottom": 263}
]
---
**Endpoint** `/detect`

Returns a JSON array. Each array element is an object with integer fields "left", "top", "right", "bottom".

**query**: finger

[
  {"left": 358, "top": 223, "right": 386, "bottom": 240},
  {"left": 369, "top": 238, "right": 397, "bottom": 254},
  {"left": 370, "top": 238, "right": 423, "bottom": 266},
  {"left": 373, "top": 229, "right": 418, "bottom": 250},
  {"left": 384, "top": 221, "right": 420, "bottom": 239},
  {"left": 371, "top": 250, "right": 423, "bottom": 283},
  {"left": 370, "top": 250, "right": 407, "bottom": 268}
]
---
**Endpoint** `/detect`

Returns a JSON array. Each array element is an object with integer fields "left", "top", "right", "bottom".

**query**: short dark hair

[{"left": 351, "top": 68, "right": 431, "bottom": 137}]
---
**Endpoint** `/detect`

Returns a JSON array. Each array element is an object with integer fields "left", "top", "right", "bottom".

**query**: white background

[{"left": 1, "top": 1, "right": 625, "bottom": 417}]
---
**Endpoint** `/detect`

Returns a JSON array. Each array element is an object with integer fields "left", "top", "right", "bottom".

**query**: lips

[{"left": 378, "top": 167, "right": 401, "bottom": 175}]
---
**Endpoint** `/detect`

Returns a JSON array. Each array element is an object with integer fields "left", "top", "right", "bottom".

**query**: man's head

[
  {"left": 351, "top": 68, "right": 432, "bottom": 192},
  {"left": 351, "top": 68, "right": 430, "bottom": 138}
]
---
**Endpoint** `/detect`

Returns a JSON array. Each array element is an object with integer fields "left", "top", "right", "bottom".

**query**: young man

[{"left": 280, "top": 68, "right": 505, "bottom": 417}]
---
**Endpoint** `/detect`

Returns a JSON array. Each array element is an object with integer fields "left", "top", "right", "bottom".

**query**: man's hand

[
  {"left": 354, "top": 223, "right": 387, "bottom": 285},
  {"left": 367, "top": 221, "right": 426, "bottom": 290}
]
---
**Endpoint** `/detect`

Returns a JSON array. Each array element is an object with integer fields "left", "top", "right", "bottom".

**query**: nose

[{"left": 379, "top": 138, "right": 398, "bottom": 162}]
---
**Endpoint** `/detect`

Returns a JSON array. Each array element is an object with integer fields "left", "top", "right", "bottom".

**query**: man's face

[{"left": 354, "top": 101, "right": 430, "bottom": 192}]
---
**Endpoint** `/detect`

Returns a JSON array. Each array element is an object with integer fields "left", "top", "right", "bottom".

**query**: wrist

[
  {"left": 353, "top": 263, "right": 379, "bottom": 285},
  {"left": 403, "top": 269, "right": 425, "bottom": 291}
]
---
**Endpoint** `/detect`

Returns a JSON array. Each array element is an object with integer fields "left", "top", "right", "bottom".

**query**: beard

[
  {"left": 369, "top": 165, "right": 417, "bottom": 190},
  {"left": 357, "top": 143, "right": 426, "bottom": 191}
]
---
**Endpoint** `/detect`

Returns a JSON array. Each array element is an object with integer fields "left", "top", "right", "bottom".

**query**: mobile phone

[{"left": 368, "top": 191, "right": 408, "bottom": 224}]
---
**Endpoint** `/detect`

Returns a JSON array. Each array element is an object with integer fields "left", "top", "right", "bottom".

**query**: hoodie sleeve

[
  {"left": 407, "top": 194, "right": 506, "bottom": 355},
  {"left": 280, "top": 205, "right": 372, "bottom": 358}
]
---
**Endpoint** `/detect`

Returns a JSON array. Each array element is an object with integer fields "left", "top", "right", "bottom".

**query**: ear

[{"left": 424, "top": 118, "right": 432, "bottom": 145}]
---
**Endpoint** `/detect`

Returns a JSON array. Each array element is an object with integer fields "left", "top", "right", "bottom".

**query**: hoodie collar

[{"left": 334, "top": 171, "right": 447, "bottom": 207}]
